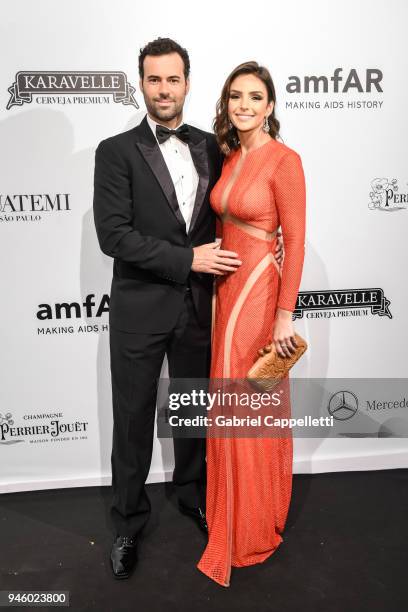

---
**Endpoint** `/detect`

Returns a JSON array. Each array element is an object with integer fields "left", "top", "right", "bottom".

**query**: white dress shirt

[{"left": 146, "top": 114, "right": 199, "bottom": 233}]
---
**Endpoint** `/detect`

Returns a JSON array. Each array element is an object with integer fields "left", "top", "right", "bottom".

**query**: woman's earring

[
  {"left": 263, "top": 116, "right": 270, "bottom": 133},
  {"left": 228, "top": 119, "right": 234, "bottom": 130}
]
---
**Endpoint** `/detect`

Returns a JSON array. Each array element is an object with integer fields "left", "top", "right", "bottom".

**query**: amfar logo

[
  {"left": 7, "top": 71, "right": 139, "bottom": 109},
  {"left": 37, "top": 294, "right": 109, "bottom": 320},
  {"left": 0, "top": 193, "right": 71, "bottom": 223},
  {"left": 285, "top": 68, "right": 384, "bottom": 110},
  {"left": 368, "top": 178, "right": 408, "bottom": 211},
  {"left": 293, "top": 288, "right": 392, "bottom": 320},
  {"left": 0, "top": 411, "right": 89, "bottom": 445},
  {"left": 286, "top": 68, "right": 383, "bottom": 93},
  {"left": 36, "top": 293, "right": 110, "bottom": 335}
]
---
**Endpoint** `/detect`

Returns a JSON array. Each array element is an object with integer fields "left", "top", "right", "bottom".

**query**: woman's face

[{"left": 228, "top": 73, "right": 274, "bottom": 134}]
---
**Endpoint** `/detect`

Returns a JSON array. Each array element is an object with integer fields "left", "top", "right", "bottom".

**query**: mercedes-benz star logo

[{"left": 328, "top": 391, "right": 358, "bottom": 421}]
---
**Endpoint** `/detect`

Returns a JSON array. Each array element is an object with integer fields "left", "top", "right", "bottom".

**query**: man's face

[{"left": 140, "top": 52, "right": 189, "bottom": 125}]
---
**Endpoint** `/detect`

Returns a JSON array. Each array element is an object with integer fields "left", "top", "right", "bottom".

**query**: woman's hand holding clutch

[{"left": 272, "top": 308, "right": 298, "bottom": 358}]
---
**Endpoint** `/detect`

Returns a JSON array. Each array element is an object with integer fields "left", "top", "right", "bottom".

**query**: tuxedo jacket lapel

[
  {"left": 188, "top": 132, "right": 210, "bottom": 235},
  {"left": 134, "top": 116, "right": 210, "bottom": 235},
  {"left": 134, "top": 117, "right": 186, "bottom": 228}
]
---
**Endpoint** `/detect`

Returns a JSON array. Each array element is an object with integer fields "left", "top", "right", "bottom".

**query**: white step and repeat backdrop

[{"left": 1, "top": 0, "right": 407, "bottom": 493}]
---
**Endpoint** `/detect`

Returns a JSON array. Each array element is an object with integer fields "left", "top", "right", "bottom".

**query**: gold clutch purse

[{"left": 247, "top": 332, "right": 308, "bottom": 392}]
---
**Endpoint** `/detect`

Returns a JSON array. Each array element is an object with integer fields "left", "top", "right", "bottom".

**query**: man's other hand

[{"left": 192, "top": 242, "right": 242, "bottom": 275}]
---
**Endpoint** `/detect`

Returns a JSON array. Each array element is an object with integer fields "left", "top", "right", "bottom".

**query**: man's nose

[{"left": 158, "top": 81, "right": 170, "bottom": 96}]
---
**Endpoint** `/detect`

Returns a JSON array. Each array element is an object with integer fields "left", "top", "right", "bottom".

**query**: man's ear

[
  {"left": 139, "top": 78, "right": 143, "bottom": 92},
  {"left": 185, "top": 77, "right": 190, "bottom": 96}
]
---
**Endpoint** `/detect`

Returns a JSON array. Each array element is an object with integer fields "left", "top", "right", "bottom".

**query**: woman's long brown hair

[{"left": 213, "top": 61, "right": 280, "bottom": 155}]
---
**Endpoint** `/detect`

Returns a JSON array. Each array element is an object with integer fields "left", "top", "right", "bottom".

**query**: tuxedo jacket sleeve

[{"left": 93, "top": 137, "right": 193, "bottom": 284}]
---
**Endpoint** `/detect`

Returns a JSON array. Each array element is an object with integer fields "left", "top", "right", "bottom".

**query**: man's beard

[{"left": 144, "top": 97, "right": 184, "bottom": 123}]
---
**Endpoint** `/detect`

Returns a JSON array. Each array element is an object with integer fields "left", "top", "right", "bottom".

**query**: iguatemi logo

[
  {"left": 0, "top": 193, "right": 71, "bottom": 223},
  {"left": 293, "top": 288, "right": 392, "bottom": 320},
  {"left": 368, "top": 178, "right": 408, "bottom": 211},
  {"left": 285, "top": 67, "right": 384, "bottom": 111},
  {"left": 7, "top": 71, "right": 139, "bottom": 109}
]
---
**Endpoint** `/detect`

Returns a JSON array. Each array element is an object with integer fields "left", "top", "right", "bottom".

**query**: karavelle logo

[
  {"left": 294, "top": 288, "right": 392, "bottom": 320},
  {"left": 7, "top": 71, "right": 139, "bottom": 109}
]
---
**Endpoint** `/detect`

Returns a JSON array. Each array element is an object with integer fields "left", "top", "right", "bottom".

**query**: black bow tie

[{"left": 156, "top": 123, "right": 190, "bottom": 144}]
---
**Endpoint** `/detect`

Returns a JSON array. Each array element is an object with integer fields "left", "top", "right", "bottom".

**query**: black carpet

[{"left": 1, "top": 469, "right": 406, "bottom": 612}]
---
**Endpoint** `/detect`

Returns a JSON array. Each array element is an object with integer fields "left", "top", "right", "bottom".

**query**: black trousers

[{"left": 109, "top": 289, "right": 211, "bottom": 537}]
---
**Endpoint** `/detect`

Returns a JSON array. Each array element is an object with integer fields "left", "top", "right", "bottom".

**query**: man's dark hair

[{"left": 138, "top": 37, "right": 190, "bottom": 80}]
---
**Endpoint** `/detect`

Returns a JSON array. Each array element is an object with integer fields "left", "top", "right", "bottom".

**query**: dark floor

[{"left": 0, "top": 469, "right": 407, "bottom": 612}]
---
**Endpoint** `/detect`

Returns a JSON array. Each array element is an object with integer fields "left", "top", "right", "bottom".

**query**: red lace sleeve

[{"left": 273, "top": 151, "right": 306, "bottom": 312}]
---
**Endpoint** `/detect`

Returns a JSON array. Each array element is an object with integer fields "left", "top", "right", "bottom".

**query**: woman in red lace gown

[{"left": 197, "top": 62, "right": 306, "bottom": 587}]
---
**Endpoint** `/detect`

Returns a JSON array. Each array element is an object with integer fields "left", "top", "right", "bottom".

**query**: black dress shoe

[
  {"left": 178, "top": 501, "right": 208, "bottom": 533},
  {"left": 110, "top": 535, "right": 138, "bottom": 579}
]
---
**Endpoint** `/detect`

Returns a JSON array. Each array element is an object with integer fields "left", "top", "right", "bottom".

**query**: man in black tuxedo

[{"left": 93, "top": 37, "right": 283, "bottom": 579}]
